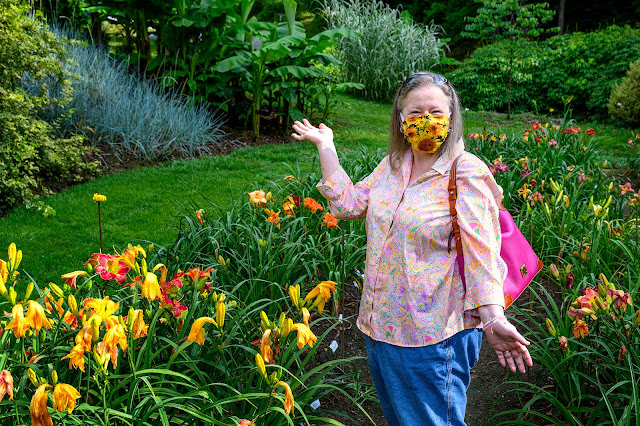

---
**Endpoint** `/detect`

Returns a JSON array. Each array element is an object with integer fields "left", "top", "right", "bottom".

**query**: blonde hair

[{"left": 389, "top": 72, "right": 464, "bottom": 172}]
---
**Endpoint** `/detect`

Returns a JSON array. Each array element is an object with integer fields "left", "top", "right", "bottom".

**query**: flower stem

[{"left": 98, "top": 202, "right": 103, "bottom": 253}]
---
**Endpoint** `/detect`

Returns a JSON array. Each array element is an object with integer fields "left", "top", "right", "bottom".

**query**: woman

[{"left": 291, "top": 72, "right": 532, "bottom": 425}]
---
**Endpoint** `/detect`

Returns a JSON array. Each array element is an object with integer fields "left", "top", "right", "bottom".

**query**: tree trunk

[
  {"left": 508, "top": 47, "right": 513, "bottom": 120},
  {"left": 558, "top": 0, "right": 566, "bottom": 34}
]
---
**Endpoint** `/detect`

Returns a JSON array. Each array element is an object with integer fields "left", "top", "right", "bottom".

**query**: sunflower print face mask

[{"left": 400, "top": 112, "right": 450, "bottom": 153}]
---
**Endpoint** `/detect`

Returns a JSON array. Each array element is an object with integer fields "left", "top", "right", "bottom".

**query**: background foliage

[
  {"left": 449, "top": 25, "right": 640, "bottom": 117},
  {"left": 0, "top": 1, "right": 98, "bottom": 216}
]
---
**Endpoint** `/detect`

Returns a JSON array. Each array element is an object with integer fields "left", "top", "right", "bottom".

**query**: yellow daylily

[
  {"left": 93, "top": 193, "right": 106, "bottom": 202},
  {"left": 4, "top": 304, "right": 31, "bottom": 338},
  {"left": 26, "top": 301, "right": 52, "bottom": 333},
  {"left": 274, "top": 381, "right": 295, "bottom": 416},
  {"left": 30, "top": 384, "right": 52, "bottom": 426},
  {"left": 61, "top": 344, "right": 86, "bottom": 372},
  {"left": 103, "top": 323, "right": 128, "bottom": 352},
  {"left": 301, "top": 307, "right": 310, "bottom": 328},
  {"left": 141, "top": 272, "right": 162, "bottom": 301},
  {"left": 304, "top": 281, "right": 337, "bottom": 314},
  {"left": 83, "top": 297, "right": 119, "bottom": 324},
  {"left": 290, "top": 323, "right": 317, "bottom": 349},
  {"left": 52, "top": 383, "right": 81, "bottom": 413},
  {"left": 187, "top": 317, "right": 218, "bottom": 345}
]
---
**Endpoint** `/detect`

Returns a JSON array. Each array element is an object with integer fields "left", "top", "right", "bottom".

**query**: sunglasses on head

[{"left": 402, "top": 72, "right": 448, "bottom": 87}]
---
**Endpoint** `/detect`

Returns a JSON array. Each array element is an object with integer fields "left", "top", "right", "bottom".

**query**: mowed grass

[{"left": 0, "top": 92, "right": 633, "bottom": 284}]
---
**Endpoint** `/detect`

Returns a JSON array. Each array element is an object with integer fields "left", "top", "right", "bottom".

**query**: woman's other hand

[
  {"left": 484, "top": 319, "right": 533, "bottom": 374},
  {"left": 292, "top": 119, "right": 335, "bottom": 149}
]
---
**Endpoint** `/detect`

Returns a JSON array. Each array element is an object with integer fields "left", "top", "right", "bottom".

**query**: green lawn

[{"left": 0, "top": 93, "right": 633, "bottom": 285}]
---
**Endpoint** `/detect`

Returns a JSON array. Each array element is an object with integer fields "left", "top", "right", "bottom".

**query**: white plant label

[
  {"left": 310, "top": 399, "right": 321, "bottom": 410},
  {"left": 330, "top": 340, "right": 339, "bottom": 353}
]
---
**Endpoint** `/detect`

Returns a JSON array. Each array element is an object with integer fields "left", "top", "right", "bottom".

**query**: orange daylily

[
  {"left": 196, "top": 209, "right": 204, "bottom": 224},
  {"left": 44, "top": 291, "right": 65, "bottom": 317},
  {"left": 187, "top": 317, "right": 218, "bottom": 345},
  {"left": 265, "top": 209, "right": 281, "bottom": 228},
  {"left": 52, "top": 383, "right": 81, "bottom": 413},
  {"left": 61, "top": 271, "right": 88, "bottom": 289},
  {"left": 572, "top": 319, "right": 589, "bottom": 338},
  {"left": 322, "top": 212, "right": 338, "bottom": 228},
  {"left": 303, "top": 197, "right": 324, "bottom": 213},
  {"left": 275, "top": 381, "right": 295, "bottom": 416},
  {"left": 248, "top": 190, "right": 267, "bottom": 206},
  {"left": 62, "top": 344, "right": 86, "bottom": 372},
  {"left": 304, "top": 281, "right": 337, "bottom": 314},
  {"left": 283, "top": 201, "right": 295, "bottom": 216},
  {"left": 4, "top": 304, "right": 31, "bottom": 338},
  {"left": 238, "top": 420, "right": 255, "bottom": 426},
  {"left": 0, "top": 370, "right": 14, "bottom": 402},
  {"left": 103, "top": 323, "right": 128, "bottom": 353},
  {"left": 131, "top": 310, "right": 148, "bottom": 339},
  {"left": 260, "top": 329, "right": 274, "bottom": 364},
  {"left": 30, "top": 384, "right": 52, "bottom": 426},
  {"left": 559, "top": 336, "right": 568, "bottom": 350},
  {"left": 26, "top": 301, "right": 52, "bottom": 333}
]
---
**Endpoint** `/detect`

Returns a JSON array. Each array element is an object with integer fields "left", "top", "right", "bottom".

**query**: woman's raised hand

[{"left": 291, "top": 119, "right": 334, "bottom": 148}]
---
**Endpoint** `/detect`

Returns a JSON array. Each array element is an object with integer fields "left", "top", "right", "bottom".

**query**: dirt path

[{"left": 325, "top": 284, "right": 536, "bottom": 426}]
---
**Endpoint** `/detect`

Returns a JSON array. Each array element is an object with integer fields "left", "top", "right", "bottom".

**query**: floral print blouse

[{"left": 316, "top": 139, "right": 507, "bottom": 347}]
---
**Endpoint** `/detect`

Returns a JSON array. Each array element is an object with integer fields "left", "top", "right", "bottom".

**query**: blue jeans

[{"left": 364, "top": 329, "right": 483, "bottom": 426}]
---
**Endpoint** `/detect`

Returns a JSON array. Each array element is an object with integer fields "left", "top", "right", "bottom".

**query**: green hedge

[{"left": 449, "top": 25, "right": 640, "bottom": 117}]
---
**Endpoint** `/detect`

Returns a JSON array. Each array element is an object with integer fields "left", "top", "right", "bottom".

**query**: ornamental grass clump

[
  {"left": 22, "top": 26, "right": 228, "bottom": 162},
  {"left": 321, "top": 0, "right": 446, "bottom": 101}
]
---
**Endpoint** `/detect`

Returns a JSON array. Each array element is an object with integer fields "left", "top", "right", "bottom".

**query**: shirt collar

[{"left": 432, "top": 137, "right": 465, "bottom": 176}]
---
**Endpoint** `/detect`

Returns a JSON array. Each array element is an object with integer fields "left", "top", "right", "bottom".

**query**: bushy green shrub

[
  {"left": 450, "top": 25, "right": 640, "bottom": 117},
  {"left": 0, "top": 1, "right": 97, "bottom": 216},
  {"left": 608, "top": 58, "right": 640, "bottom": 126},
  {"left": 321, "top": 0, "right": 446, "bottom": 101}
]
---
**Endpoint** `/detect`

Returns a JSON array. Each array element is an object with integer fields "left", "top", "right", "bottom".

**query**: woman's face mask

[{"left": 400, "top": 112, "right": 450, "bottom": 153}]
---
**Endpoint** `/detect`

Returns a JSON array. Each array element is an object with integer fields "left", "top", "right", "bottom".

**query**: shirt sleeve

[
  {"left": 455, "top": 155, "right": 507, "bottom": 310},
  {"left": 315, "top": 157, "right": 388, "bottom": 219}
]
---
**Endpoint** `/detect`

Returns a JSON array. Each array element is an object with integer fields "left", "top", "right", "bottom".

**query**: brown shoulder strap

[{"left": 448, "top": 155, "right": 463, "bottom": 256}]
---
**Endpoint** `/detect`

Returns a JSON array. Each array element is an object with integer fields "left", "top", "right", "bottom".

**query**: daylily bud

[
  {"left": 260, "top": 311, "right": 270, "bottom": 329},
  {"left": 280, "top": 318, "right": 293, "bottom": 339},
  {"left": 86, "top": 280, "right": 93, "bottom": 291},
  {"left": 28, "top": 368, "right": 38, "bottom": 387},
  {"left": 14, "top": 250, "right": 22, "bottom": 271},
  {"left": 549, "top": 264, "right": 560, "bottom": 280},
  {"left": 288, "top": 285, "right": 299, "bottom": 309},
  {"left": 90, "top": 319, "right": 100, "bottom": 343},
  {"left": 608, "top": 182, "right": 614, "bottom": 191},
  {"left": 216, "top": 301, "right": 226, "bottom": 330},
  {"left": 256, "top": 353, "right": 267, "bottom": 379},
  {"left": 51, "top": 370, "right": 58, "bottom": 385},
  {"left": 8, "top": 287, "right": 16, "bottom": 305},
  {"left": 50, "top": 283, "right": 64, "bottom": 299},
  {"left": 211, "top": 292, "right": 218, "bottom": 302},
  {"left": 0, "top": 281, "right": 8, "bottom": 300},
  {"left": 141, "top": 258, "right": 148, "bottom": 276},
  {"left": 594, "top": 296, "right": 607, "bottom": 311},
  {"left": 147, "top": 244, "right": 155, "bottom": 254},
  {"left": 546, "top": 318, "right": 556, "bottom": 337},
  {"left": 603, "top": 195, "right": 612, "bottom": 210},
  {"left": 118, "top": 315, "right": 125, "bottom": 327},
  {"left": 38, "top": 377, "right": 47, "bottom": 385},
  {"left": 599, "top": 273, "right": 614, "bottom": 290},
  {"left": 278, "top": 312, "right": 286, "bottom": 329},
  {"left": 217, "top": 255, "right": 226, "bottom": 267},
  {"left": 8, "top": 243, "right": 16, "bottom": 269},
  {"left": 68, "top": 295, "right": 79, "bottom": 317},
  {"left": 269, "top": 372, "right": 279, "bottom": 386},
  {"left": 39, "top": 329, "right": 46, "bottom": 343},
  {"left": 24, "top": 282, "right": 34, "bottom": 301},
  {"left": 258, "top": 239, "right": 267, "bottom": 248},
  {"left": 127, "top": 308, "right": 136, "bottom": 330},
  {"left": 633, "top": 311, "right": 640, "bottom": 328}
]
